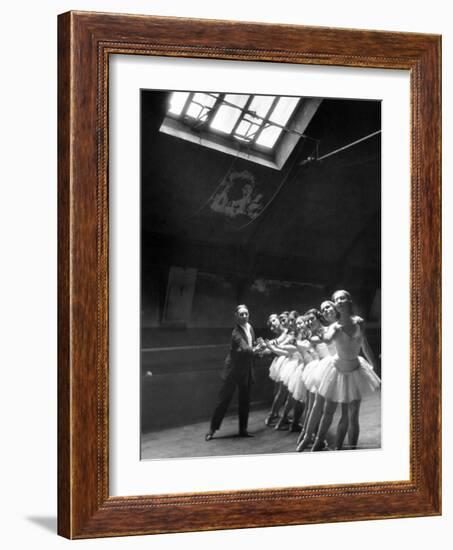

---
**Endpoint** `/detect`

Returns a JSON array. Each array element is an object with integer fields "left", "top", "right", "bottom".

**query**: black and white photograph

[
  {"left": 2, "top": 0, "right": 448, "bottom": 547},
  {"left": 140, "top": 89, "right": 382, "bottom": 460}
]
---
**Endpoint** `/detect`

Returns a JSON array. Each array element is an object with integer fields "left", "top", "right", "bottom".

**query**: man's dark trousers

[
  {"left": 209, "top": 372, "right": 252, "bottom": 433},
  {"left": 209, "top": 323, "right": 255, "bottom": 434}
]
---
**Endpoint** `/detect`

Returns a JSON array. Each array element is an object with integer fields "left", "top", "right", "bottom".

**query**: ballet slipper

[
  {"left": 274, "top": 418, "right": 290, "bottom": 430},
  {"left": 296, "top": 436, "right": 311, "bottom": 452},
  {"left": 289, "top": 422, "right": 302, "bottom": 433},
  {"left": 264, "top": 413, "right": 279, "bottom": 426},
  {"left": 311, "top": 438, "right": 329, "bottom": 451}
]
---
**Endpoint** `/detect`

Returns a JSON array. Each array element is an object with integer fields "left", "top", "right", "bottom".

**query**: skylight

[
  {"left": 159, "top": 91, "right": 322, "bottom": 170},
  {"left": 168, "top": 91, "right": 190, "bottom": 115},
  {"left": 257, "top": 96, "right": 300, "bottom": 148},
  {"left": 167, "top": 92, "right": 300, "bottom": 150},
  {"left": 185, "top": 93, "right": 219, "bottom": 121},
  {"left": 210, "top": 94, "right": 249, "bottom": 134}
]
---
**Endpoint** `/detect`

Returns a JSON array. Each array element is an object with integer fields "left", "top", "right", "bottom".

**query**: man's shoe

[
  {"left": 205, "top": 430, "right": 215, "bottom": 441},
  {"left": 239, "top": 431, "right": 254, "bottom": 437}
]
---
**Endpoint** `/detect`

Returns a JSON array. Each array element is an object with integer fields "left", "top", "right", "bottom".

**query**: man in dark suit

[{"left": 205, "top": 304, "right": 259, "bottom": 441}]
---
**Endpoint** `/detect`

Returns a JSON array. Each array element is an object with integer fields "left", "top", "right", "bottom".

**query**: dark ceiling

[{"left": 141, "top": 91, "right": 381, "bottom": 289}]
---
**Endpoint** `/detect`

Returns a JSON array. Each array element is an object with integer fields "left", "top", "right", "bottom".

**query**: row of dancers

[{"left": 255, "top": 290, "right": 381, "bottom": 451}]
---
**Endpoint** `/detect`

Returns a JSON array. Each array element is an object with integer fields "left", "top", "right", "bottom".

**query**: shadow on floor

[{"left": 26, "top": 516, "right": 57, "bottom": 534}]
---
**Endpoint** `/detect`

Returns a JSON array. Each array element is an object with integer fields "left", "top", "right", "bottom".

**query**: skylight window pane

[
  {"left": 255, "top": 97, "right": 299, "bottom": 148},
  {"left": 255, "top": 126, "right": 282, "bottom": 148},
  {"left": 235, "top": 120, "right": 260, "bottom": 141},
  {"left": 210, "top": 94, "right": 249, "bottom": 134},
  {"left": 269, "top": 96, "right": 299, "bottom": 125},
  {"left": 248, "top": 95, "right": 275, "bottom": 120},
  {"left": 248, "top": 124, "right": 261, "bottom": 138},
  {"left": 186, "top": 93, "right": 218, "bottom": 120},
  {"left": 235, "top": 120, "right": 251, "bottom": 136},
  {"left": 168, "top": 92, "right": 190, "bottom": 115}
]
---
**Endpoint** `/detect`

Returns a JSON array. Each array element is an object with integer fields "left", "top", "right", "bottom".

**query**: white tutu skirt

[
  {"left": 279, "top": 355, "right": 301, "bottom": 388},
  {"left": 269, "top": 355, "right": 286, "bottom": 382},
  {"left": 301, "top": 359, "right": 330, "bottom": 393},
  {"left": 317, "top": 354, "right": 381, "bottom": 403},
  {"left": 288, "top": 363, "right": 308, "bottom": 402}
]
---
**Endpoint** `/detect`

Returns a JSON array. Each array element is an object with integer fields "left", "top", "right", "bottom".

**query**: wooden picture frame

[{"left": 58, "top": 11, "right": 441, "bottom": 539}]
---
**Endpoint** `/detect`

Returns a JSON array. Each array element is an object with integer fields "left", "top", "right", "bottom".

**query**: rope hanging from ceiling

[
  {"left": 300, "top": 129, "right": 381, "bottom": 165},
  {"left": 237, "top": 129, "right": 381, "bottom": 231}
]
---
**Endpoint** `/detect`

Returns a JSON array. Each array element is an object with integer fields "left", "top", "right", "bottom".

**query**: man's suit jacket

[{"left": 221, "top": 323, "right": 256, "bottom": 384}]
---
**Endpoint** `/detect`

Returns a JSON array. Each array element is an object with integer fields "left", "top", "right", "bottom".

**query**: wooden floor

[{"left": 141, "top": 390, "right": 381, "bottom": 460}]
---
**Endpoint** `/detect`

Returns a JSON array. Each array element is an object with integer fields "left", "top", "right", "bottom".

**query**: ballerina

[
  {"left": 279, "top": 311, "right": 290, "bottom": 328},
  {"left": 271, "top": 310, "right": 301, "bottom": 430},
  {"left": 262, "top": 310, "right": 297, "bottom": 429},
  {"left": 319, "top": 300, "right": 349, "bottom": 448},
  {"left": 286, "top": 317, "right": 318, "bottom": 431},
  {"left": 297, "top": 290, "right": 380, "bottom": 452},
  {"left": 297, "top": 308, "right": 334, "bottom": 442},
  {"left": 277, "top": 311, "right": 300, "bottom": 391},
  {"left": 264, "top": 313, "right": 289, "bottom": 426}
]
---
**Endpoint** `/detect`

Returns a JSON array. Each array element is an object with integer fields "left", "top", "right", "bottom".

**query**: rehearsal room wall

[{"left": 141, "top": 91, "right": 381, "bottom": 430}]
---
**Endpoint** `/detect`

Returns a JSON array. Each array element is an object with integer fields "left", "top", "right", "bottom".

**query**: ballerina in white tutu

[
  {"left": 270, "top": 314, "right": 311, "bottom": 432},
  {"left": 287, "top": 316, "right": 314, "bottom": 402},
  {"left": 319, "top": 300, "right": 350, "bottom": 447},
  {"left": 286, "top": 316, "right": 318, "bottom": 431},
  {"left": 297, "top": 308, "right": 335, "bottom": 441},
  {"left": 266, "top": 310, "right": 301, "bottom": 430},
  {"left": 264, "top": 313, "right": 290, "bottom": 426},
  {"left": 297, "top": 290, "right": 380, "bottom": 452},
  {"left": 279, "top": 311, "right": 290, "bottom": 327}
]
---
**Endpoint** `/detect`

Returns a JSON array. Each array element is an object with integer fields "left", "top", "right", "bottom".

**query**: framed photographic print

[{"left": 58, "top": 11, "right": 441, "bottom": 538}]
